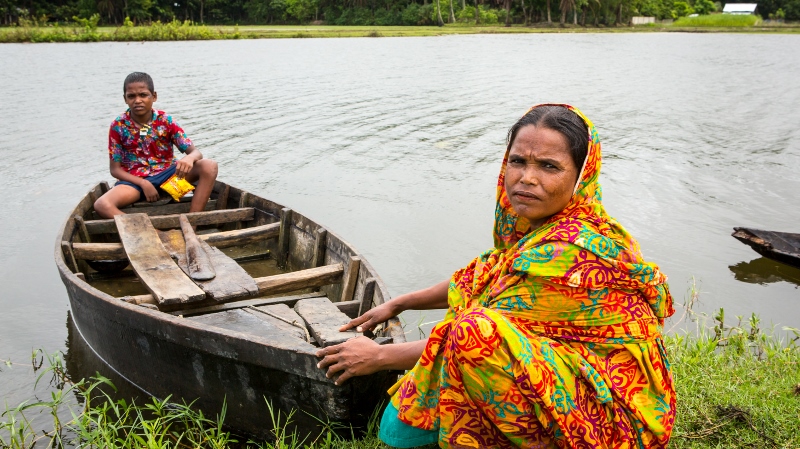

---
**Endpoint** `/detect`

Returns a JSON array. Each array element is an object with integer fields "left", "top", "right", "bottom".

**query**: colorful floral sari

[{"left": 387, "top": 105, "right": 676, "bottom": 448}]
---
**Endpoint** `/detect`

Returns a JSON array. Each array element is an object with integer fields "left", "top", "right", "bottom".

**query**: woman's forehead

[{"left": 509, "top": 126, "right": 570, "bottom": 156}]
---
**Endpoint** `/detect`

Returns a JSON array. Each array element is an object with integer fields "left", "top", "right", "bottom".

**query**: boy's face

[{"left": 124, "top": 81, "right": 157, "bottom": 120}]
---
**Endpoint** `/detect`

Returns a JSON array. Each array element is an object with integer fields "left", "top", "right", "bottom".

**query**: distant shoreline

[{"left": 2, "top": 23, "right": 799, "bottom": 43}]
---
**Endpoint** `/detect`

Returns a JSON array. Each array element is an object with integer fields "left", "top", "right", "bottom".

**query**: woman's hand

[
  {"left": 140, "top": 180, "right": 160, "bottom": 202},
  {"left": 316, "top": 336, "right": 385, "bottom": 385},
  {"left": 339, "top": 300, "right": 400, "bottom": 333}
]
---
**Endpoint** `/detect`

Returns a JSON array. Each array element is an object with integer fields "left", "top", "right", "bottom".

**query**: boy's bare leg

[
  {"left": 185, "top": 159, "right": 219, "bottom": 213},
  {"left": 94, "top": 185, "right": 142, "bottom": 219}
]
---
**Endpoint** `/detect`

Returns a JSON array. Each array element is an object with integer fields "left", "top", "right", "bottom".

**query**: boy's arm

[
  {"left": 175, "top": 145, "right": 202, "bottom": 179},
  {"left": 110, "top": 161, "right": 160, "bottom": 202}
]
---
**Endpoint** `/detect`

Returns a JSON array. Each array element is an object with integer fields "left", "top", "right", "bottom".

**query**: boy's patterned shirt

[{"left": 108, "top": 109, "right": 193, "bottom": 177}]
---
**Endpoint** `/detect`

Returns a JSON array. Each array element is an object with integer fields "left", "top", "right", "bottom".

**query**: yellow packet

[{"left": 160, "top": 174, "right": 195, "bottom": 201}]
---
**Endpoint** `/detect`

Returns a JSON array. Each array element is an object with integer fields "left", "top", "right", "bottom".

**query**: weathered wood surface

[
  {"left": 165, "top": 292, "right": 325, "bottom": 316},
  {"left": 61, "top": 241, "right": 79, "bottom": 273},
  {"left": 86, "top": 208, "right": 254, "bottom": 234},
  {"left": 159, "top": 229, "right": 259, "bottom": 302},
  {"left": 89, "top": 199, "right": 216, "bottom": 220},
  {"left": 202, "top": 222, "right": 280, "bottom": 248},
  {"left": 72, "top": 242, "right": 127, "bottom": 260},
  {"left": 74, "top": 215, "right": 91, "bottom": 243},
  {"left": 120, "top": 264, "right": 343, "bottom": 307},
  {"left": 215, "top": 184, "right": 230, "bottom": 211},
  {"left": 340, "top": 256, "right": 361, "bottom": 303},
  {"left": 358, "top": 277, "right": 377, "bottom": 316},
  {"left": 188, "top": 309, "right": 306, "bottom": 344},
  {"left": 86, "top": 207, "right": 255, "bottom": 234},
  {"left": 245, "top": 304, "right": 307, "bottom": 341},
  {"left": 115, "top": 214, "right": 205, "bottom": 305},
  {"left": 255, "top": 263, "right": 344, "bottom": 297},
  {"left": 294, "top": 297, "right": 359, "bottom": 347},
  {"left": 312, "top": 228, "right": 327, "bottom": 267},
  {"left": 73, "top": 222, "right": 280, "bottom": 260},
  {"left": 277, "top": 208, "right": 292, "bottom": 268},
  {"left": 179, "top": 215, "right": 216, "bottom": 281}
]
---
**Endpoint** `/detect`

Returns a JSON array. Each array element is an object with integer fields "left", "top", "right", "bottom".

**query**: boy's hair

[{"left": 123, "top": 72, "right": 155, "bottom": 94}]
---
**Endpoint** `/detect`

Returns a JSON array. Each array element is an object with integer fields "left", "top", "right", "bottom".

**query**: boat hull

[
  {"left": 56, "top": 182, "right": 403, "bottom": 439},
  {"left": 732, "top": 227, "right": 800, "bottom": 269}
]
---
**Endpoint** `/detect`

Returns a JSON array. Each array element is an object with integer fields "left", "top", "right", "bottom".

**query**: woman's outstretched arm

[
  {"left": 316, "top": 279, "right": 450, "bottom": 384},
  {"left": 339, "top": 279, "right": 450, "bottom": 332}
]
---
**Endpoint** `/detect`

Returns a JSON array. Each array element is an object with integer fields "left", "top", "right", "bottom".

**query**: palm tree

[
  {"left": 449, "top": 0, "right": 456, "bottom": 23},
  {"left": 435, "top": 0, "right": 445, "bottom": 25},
  {"left": 546, "top": 0, "right": 552, "bottom": 23},
  {"left": 97, "top": 0, "right": 116, "bottom": 23},
  {"left": 475, "top": 0, "right": 480, "bottom": 23}
]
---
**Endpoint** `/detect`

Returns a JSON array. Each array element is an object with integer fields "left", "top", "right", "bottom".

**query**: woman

[{"left": 316, "top": 104, "right": 675, "bottom": 448}]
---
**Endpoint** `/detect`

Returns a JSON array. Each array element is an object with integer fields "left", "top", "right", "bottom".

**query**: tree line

[{"left": 2, "top": 0, "right": 797, "bottom": 27}]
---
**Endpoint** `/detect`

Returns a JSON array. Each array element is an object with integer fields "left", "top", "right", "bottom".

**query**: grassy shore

[
  {"left": 2, "top": 309, "right": 799, "bottom": 448},
  {"left": 1, "top": 20, "right": 800, "bottom": 43}
]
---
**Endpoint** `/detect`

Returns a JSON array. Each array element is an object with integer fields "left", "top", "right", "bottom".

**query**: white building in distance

[{"left": 722, "top": 3, "right": 758, "bottom": 14}]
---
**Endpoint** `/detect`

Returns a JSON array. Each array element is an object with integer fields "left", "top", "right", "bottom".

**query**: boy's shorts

[{"left": 116, "top": 164, "right": 178, "bottom": 203}]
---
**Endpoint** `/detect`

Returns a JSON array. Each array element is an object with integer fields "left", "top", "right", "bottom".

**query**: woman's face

[{"left": 504, "top": 125, "right": 580, "bottom": 229}]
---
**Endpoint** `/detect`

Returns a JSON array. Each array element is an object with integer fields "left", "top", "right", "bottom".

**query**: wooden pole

[
  {"left": 277, "top": 208, "right": 292, "bottom": 269},
  {"left": 358, "top": 277, "right": 377, "bottom": 316},
  {"left": 312, "top": 228, "right": 327, "bottom": 267},
  {"left": 340, "top": 256, "right": 361, "bottom": 303}
]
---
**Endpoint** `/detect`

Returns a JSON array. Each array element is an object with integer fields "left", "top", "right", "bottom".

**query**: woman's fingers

[
  {"left": 339, "top": 314, "right": 371, "bottom": 332},
  {"left": 314, "top": 337, "right": 381, "bottom": 386}
]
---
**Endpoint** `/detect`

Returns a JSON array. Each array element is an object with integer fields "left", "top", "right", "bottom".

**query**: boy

[{"left": 94, "top": 72, "right": 218, "bottom": 218}]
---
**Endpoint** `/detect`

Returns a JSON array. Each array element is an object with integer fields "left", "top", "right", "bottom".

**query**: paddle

[{"left": 179, "top": 214, "right": 216, "bottom": 281}]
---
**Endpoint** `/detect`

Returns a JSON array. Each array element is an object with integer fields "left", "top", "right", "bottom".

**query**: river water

[{"left": 1, "top": 33, "right": 799, "bottom": 412}]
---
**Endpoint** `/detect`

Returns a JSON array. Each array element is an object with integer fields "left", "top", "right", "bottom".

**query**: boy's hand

[
  {"left": 175, "top": 158, "right": 194, "bottom": 179},
  {"left": 141, "top": 180, "right": 160, "bottom": 202}
]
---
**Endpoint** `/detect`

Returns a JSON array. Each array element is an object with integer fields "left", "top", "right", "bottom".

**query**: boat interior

[{"left": 59, "top": 181, "right": 402, "bottom": 350}]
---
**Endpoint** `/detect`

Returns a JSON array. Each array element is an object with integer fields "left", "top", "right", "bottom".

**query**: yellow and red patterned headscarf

[{"left": 452, "top": 104, "right": 673, "bottom": 326}]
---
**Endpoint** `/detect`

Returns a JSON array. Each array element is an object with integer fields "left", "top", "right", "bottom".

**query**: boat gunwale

[{"left": 56, "top": 182, "right": 406, "bottom": 383}]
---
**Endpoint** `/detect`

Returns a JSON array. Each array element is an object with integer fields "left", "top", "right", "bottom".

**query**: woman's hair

[{"left": 506, "top": 105, "right": 589, "bottom": 170}]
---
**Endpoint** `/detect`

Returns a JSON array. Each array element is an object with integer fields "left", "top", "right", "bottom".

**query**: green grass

[
  {"left": 673, "top": 14, "right": 761, "bottom": 27},
  {"left": 2, "top": 310, "right": 799, "bottom": 448},
  {"left": 3, "top": 18, "right": 800, "bottom": 43}
]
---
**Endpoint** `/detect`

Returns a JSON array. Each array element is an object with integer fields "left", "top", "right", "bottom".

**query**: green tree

[
  {"left": 285, "top": 0, "right": 314, "bottom": 21},
  {"left": 693, "top": 0, "right": 714, "bottom": 14},
  {"left": 672, "top": 0, "right": 692, "bottom": 16}
]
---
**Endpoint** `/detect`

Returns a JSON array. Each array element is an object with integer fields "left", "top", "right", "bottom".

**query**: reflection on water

[{"left": 729, "top": 258, "right": 800, "bottom": 287}]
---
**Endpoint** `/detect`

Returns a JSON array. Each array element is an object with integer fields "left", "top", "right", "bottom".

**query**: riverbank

[
  {"left": 2, "top": 21, "right": 800, "bottom": 43},
  {"left": 3, "top": 312, "right": 799, "bottom": 448}
]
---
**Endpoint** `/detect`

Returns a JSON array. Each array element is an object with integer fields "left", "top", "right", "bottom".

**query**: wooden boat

[
  {"left": 732, "top": 227, "right": 800, "bottom": 269},
  {"left": 55, "top": 181, "right": 405, "bottom": 438}
]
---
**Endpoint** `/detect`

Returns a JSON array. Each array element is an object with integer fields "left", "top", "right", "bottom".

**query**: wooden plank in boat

[
  {"left": 188, "top": 309, "right": 306, "bottom": 343},
  {"left": 89, "top": 199, "right": 218, "bottom": 220},
  {"left": 86, "top": 208, "right": 254, "bottom": 235},
  {"left": 72, "top": 222, "right": 281, "bottom": 260},
  {"left": 159, "top": 229, "right": 259, "bottom": 302},
  {"left": 255, "top": 263, "right": 344, "bottom": 297},
  {"left": 179, "top": 215, "right": 216, "bottom": 281},
  {"left": 245, "top": 304, "right": 307, "bottom": 341},
  {"left": 294, "top": 296, "right": 359, "bottom": 347},
  {"left": 118, "top": 264, "right": 344, "bottom": 307},
  {"left": 115, "top": 214, "right": 205, "bottom": 305},
  {"left": 166, "top": 291, "right": 325, "bottom": 317}
]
